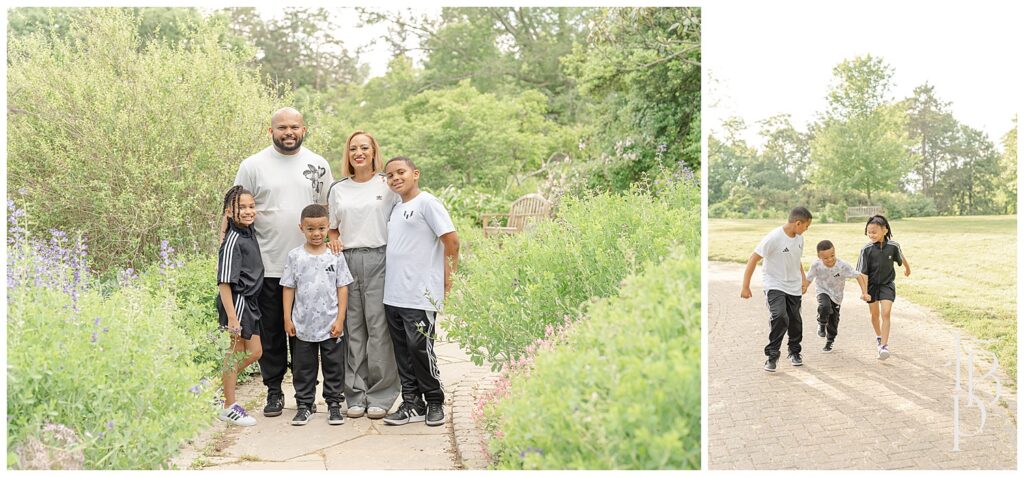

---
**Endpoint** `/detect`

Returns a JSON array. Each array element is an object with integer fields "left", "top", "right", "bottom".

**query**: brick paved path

[{"left": 708, "top": 261, "right": 1016, "bottom": 470}]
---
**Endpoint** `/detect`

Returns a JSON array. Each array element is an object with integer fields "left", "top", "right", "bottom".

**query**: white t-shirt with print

[
  {"left": 327, "top": 174, "right": 401, "bottom": 249},
  {"left": 806, "top": 258, "right": 861, "bottom": 304},
  {"left": 280, "top": 246, "right": 354, "bottom": 342},
  {"left": 383, "top": 191, "right": 456, "bottom": 312},
  {"left": 754, "top": 226, "right": 804, "bottom": 296},
  {"left": 234, "top": 146, "right": 333, "bottom": 277}
]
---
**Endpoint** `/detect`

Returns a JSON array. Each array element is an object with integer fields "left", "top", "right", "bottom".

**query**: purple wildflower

[
  {"left": 106, "top": 421, "right": 114, "bottom": 430},
  {"left": 90, "top": 332, "right": 98, "bottom": 344}
]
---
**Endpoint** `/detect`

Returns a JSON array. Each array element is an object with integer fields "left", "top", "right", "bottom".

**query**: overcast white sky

[{"left": 705, "top": 0, "right": 1022, "bottom": 149}]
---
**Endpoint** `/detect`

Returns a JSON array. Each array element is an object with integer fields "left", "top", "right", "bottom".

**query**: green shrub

[
  {"left": 7, "top": 8, "right": 285, "bottom": 271},
  {"left": 874, "top": 191, "right": 938, "bottom": 219},
  {"left": 485, "top": 248, "right": 700, "bottom": 469},
  {"left": 7, "top": 278, "right": 214, "bottom": 469},
  {"left": 136, "top": 253, "right": 229, "bottom": 376},
  {"left": 444, "top": 171, "right": 698, "bottom": 367}
]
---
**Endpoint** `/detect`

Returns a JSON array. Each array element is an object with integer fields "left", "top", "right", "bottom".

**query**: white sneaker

[
  {"left": 346, "top": 405, "right": 366, "bottom": 418},
  {"left": 367, "top": 406, "right": 388, "bottom": 419},
  {"left": 219, "top": 403, "right": 257, "bottom": 426},
  {"left": 878, "top": 344, "right": 890, "bottom": 360}
]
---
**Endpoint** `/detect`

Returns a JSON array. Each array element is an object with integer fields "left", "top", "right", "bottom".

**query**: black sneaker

[
  {"left": 425, "top": 403, "right": 444, "bottom": 427},
  {"left": 789, "top": 353, "right": 803, "bottom": 366},
  {"left": 822, "top": 341, "right": 834, "bottom": 353},
  {"left": 817, "top": 324, "right": 826, "bottom": 338},
  {"left": 264, "top": 394, "right": 285, "bottom": 417},
  {"left": 328, "top": 405, "right": 345, "bottom": 425},
  {"left": 291, "top": 404, "right": 316, "bottom": 426},
  {"left": 763, "top": 356, "right": 778, "bottom": 372},
  {"left": 383, "top": 401, "right": 426, "bottom": 426}
]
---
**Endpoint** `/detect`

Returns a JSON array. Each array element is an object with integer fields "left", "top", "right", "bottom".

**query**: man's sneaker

[
  {"left": 291, "top": 404, "right": 316, "bottom": 426},
  {"left": 763, "top": 357, "right": 778, "bottom": 372},
  {"left": 264, "top": 394, "right": 284, "bottom": 417},
  {"left": 367, "top": 406, "right": 388, "bottom": 419},
  {"left": 822, "top": 341, "right": 834, "bottom": 353},
  {"left": 218, "top": 403, "right": 257, "bottom": 426},
  {"left": 878, "top": 344, "right": 890, "bottom": 360},
  {"left": 383, "top": 401, "right": 426, "bottom": 425},
  {"left": 789, "top": 353, "right": 803, "bottom": 366},
  {"left": 425, "top": 403, "right": 444, "bottom": 427},
  {"left": 346, "top": 405, "right": 366, "bottom": 418},
  {"left": 817, "top": 324, "right": 826, "bottom": 338},
  {"left": 328, "top": 405, "right": 345, "bottom": 425}
]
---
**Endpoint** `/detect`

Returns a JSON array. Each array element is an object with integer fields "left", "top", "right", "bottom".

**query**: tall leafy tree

[
  {"left": 997, "top": 118, "right": 1018, "bottom": 214},
  {"left": 902, "top": 83, "right": 958, "bottom": 195},
  {"left": 564, "top": 7, "right": 701, "bottom": 182},
  {"left": 810, "top": 55, "right": 913, "bottom": 203},
  {"left": 933, "top": 125, "right": 1000, "bottom": 214},
  {"left": 708, "top": 117, "right": 756, "bottom": 205},
  {"left": 221, "top": 7, "right": 365, "bottom": 93}
]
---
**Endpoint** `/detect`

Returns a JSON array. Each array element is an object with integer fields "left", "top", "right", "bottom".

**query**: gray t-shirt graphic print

[{"left": 280, "top": 246, "right": 354, "bottom": 342}]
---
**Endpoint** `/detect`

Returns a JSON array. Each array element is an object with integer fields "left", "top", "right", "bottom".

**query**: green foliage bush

[
  {"left": 365, "top": 81, "right": 567, "bottom": 191},
  {"left": 7, "top": 8, "right": 285, "bottom": 271},
  {"left": 873, "top": 191, "right": 938, "bottom": 219},
  {"left": 444, "top": 170, "right": 699, "bottom": 367},
  {"left": 8, "top": 269, "right": 214, "bottom": 469},
  {"left": 485, "top": 248, "right": 700, "bottom": 469},
  {"left": 137, "top": 254, "right": 229, "bottom": 376}
]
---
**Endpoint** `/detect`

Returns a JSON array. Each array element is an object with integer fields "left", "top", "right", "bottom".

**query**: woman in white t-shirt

[{"left": 326, "top": 131, "right": 402, "bottom": 419}]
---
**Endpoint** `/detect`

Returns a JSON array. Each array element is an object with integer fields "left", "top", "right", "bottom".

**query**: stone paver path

[
  {"left": 708, "top": 261, "right": 1016, "bottom": 470},
  {"left": 173, "top": 323, "right": 489, "bottom": 470}
]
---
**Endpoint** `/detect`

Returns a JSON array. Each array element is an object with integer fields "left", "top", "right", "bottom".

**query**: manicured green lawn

[{"left": 710, "top": 215, "right": 1017, "bottom": 384}]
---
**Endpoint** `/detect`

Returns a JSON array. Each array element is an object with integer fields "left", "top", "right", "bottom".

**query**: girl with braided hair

[
  {"left": 216, "top": 185, "right": 265, "bottom": 426},
  {"left": 856, "top": 214, "right": 911, "bottom": 360}
]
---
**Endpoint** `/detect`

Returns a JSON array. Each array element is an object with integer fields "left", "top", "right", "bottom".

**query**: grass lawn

[{"left": 710, "top": 215, "right": 1017, "bottom": 384}]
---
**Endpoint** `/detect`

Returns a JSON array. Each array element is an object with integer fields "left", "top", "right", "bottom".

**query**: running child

[
  {"left": 381, "top": 157, "right": 460, "bottom": 427},
  {"left": 281, "top": 204, "right": 354, "bottom": 425},
  {"left": 805, "top": 240, "right": 870, "bottom": 353},
  {"left": 216, "top": 185, "right": 264, "bottom": 426},
  {"left": 856, "top": 214, "right": 911, "bottom": 360},
  {"left": 740, "top": 206, "right": 812, "bottom": 372}
]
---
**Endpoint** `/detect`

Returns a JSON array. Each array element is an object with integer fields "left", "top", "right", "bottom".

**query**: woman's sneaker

[
  {"left": 219, "top": 403, "right": 257, "bottom": 427},
  {"left": 878, "top": 344, "right": 890, "bottom": 360},
  {"left": 383, "top": 401, "right": 426, "bottom": 425},
  {"left": 291, "top": 404, "right": 316, "bottom": 426},
  {"left": 346, "top": 405, "right": 366, "bottom": 418},
  {"left": 328, "top": 404, "right": 345, "bottom": 425},
  {"left": 367, "top": 406, "right": 388, "bottom": 419}
]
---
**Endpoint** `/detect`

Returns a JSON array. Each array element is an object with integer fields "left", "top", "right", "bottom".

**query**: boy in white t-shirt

[
  {"left": 740, "top": 207, "right": 812, "bottom": 372},
  {"left": 380, "top": 157, "right": 460, "bottom": 428},
  {"left": 280, "top": 204, "right": 354, "bottom": 426},
  {"left": 805, "top": 240, "right": 870, "bottom": 353}
]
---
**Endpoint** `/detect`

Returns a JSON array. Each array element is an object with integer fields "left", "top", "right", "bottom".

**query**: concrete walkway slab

[{"left": 178, "top": 319, "right": 492, "bottom": 470}]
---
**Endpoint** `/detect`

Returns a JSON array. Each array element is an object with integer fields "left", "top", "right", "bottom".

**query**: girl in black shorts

[
  {"left": 216, "top": 185, "right": 265, "bottom": 425},
  {"left": 856, "top": 215, "right": 911, "bottom": 360}
]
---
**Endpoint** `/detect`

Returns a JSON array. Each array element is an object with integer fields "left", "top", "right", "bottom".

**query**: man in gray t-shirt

[
  {"left": 234, "top": 107, "right": 333, "bottom": 417},
  {"left": 381, "top": 157, "right": 460, "bottom": 428}
]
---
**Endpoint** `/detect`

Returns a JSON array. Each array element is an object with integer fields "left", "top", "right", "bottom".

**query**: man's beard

[{"left": 273, "top": 134, "right": 304, "bottom": 153}]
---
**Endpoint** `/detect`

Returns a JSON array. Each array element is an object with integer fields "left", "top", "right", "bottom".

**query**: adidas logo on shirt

[
  {"left": 376, "top": 195, "right": 383, "bottom": 200},
  {"left": 325, "top": 264, "right": 335, "bottom": 273},
  {"left": 783, "top": 247, "right": 790, "bottom": 252},
  {"left": 404, "top": 210, "right": 414, "bottom": 219}
]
